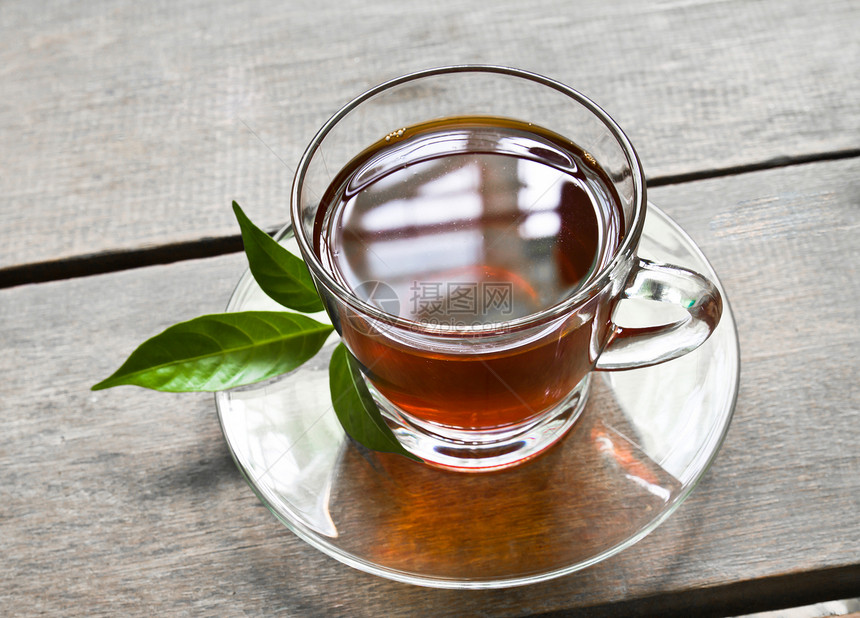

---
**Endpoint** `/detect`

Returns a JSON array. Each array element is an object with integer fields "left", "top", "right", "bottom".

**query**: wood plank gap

[
  {"left": 648, "top": 147, "right": 860, "bottom": 187},
  {"left": 2, "top": 148, "right": 859, "bottom": 290},
  {"left": 531, "top": 564, "right": 860, "bottom": 618},
  {"left": 0, "top": 234, "right": 248, "bottom": 290}
]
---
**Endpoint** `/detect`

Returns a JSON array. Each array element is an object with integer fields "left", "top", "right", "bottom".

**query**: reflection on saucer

[{"left": 326, "top": 377, "right": 681, "bottom": 579}]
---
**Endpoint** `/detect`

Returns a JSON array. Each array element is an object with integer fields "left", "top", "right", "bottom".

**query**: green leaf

[
  {"left": 92, "top": 311, "right": 333, "bottom": 392},
  {"left": 329, "top": 343, "right": 422, "bottom": 462},
  {"left": 232, "top": 201, "right": 324, "bottom": 313}
]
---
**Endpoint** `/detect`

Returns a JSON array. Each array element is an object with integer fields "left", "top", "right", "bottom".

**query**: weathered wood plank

[
  {"left": 1, "top": 158, "right": 857, "bottom": 615},
  {"left": 1, "top": 0, "right": 858, "bottom": 270}
]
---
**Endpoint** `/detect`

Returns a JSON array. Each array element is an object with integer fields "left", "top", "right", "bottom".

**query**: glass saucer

[{"left": 215, "top": 203, "right": 739, "bottom": 589}]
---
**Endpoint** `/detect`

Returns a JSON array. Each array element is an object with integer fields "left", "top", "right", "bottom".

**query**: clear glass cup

[{"left": 290, "top": 66, "right": 722, "bottom": 471}]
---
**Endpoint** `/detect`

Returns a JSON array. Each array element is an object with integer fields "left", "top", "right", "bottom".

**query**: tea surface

[{"left": 316, "top": 117, "right": 624, "bottom": 327}]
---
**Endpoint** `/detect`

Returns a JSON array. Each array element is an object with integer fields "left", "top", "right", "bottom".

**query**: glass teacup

[{"left": 291, "top": 66, "right": 722, "bottom": 471}]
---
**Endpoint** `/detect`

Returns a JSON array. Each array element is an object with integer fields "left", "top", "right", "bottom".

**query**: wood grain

[
  {"left": 1, "top": 0, "right": 858, "bottom": 271},
  {"left": 1, "top": 158, "right": 857, "bottom": 615}
]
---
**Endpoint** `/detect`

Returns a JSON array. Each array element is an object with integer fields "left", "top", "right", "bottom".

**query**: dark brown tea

[{"left": 314, "top": 116, "right": 625, "bottom": 431}]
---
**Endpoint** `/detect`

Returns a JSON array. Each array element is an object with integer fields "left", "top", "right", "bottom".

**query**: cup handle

[{"left": 595, "top": 258, "right": 723, "bottom": 371}]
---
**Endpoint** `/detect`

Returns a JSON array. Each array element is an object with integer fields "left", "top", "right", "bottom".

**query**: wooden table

[{"left": 2, "top": 0, "right": 858, "bottom": 615}]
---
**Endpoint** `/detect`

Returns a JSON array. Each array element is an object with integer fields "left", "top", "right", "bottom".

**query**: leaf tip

[
  {"left": 232, "top": 201, "right": 249, "bottom": 226},
  {"left": 91, "top": 376, "right": 118, "bottom": 391}
]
